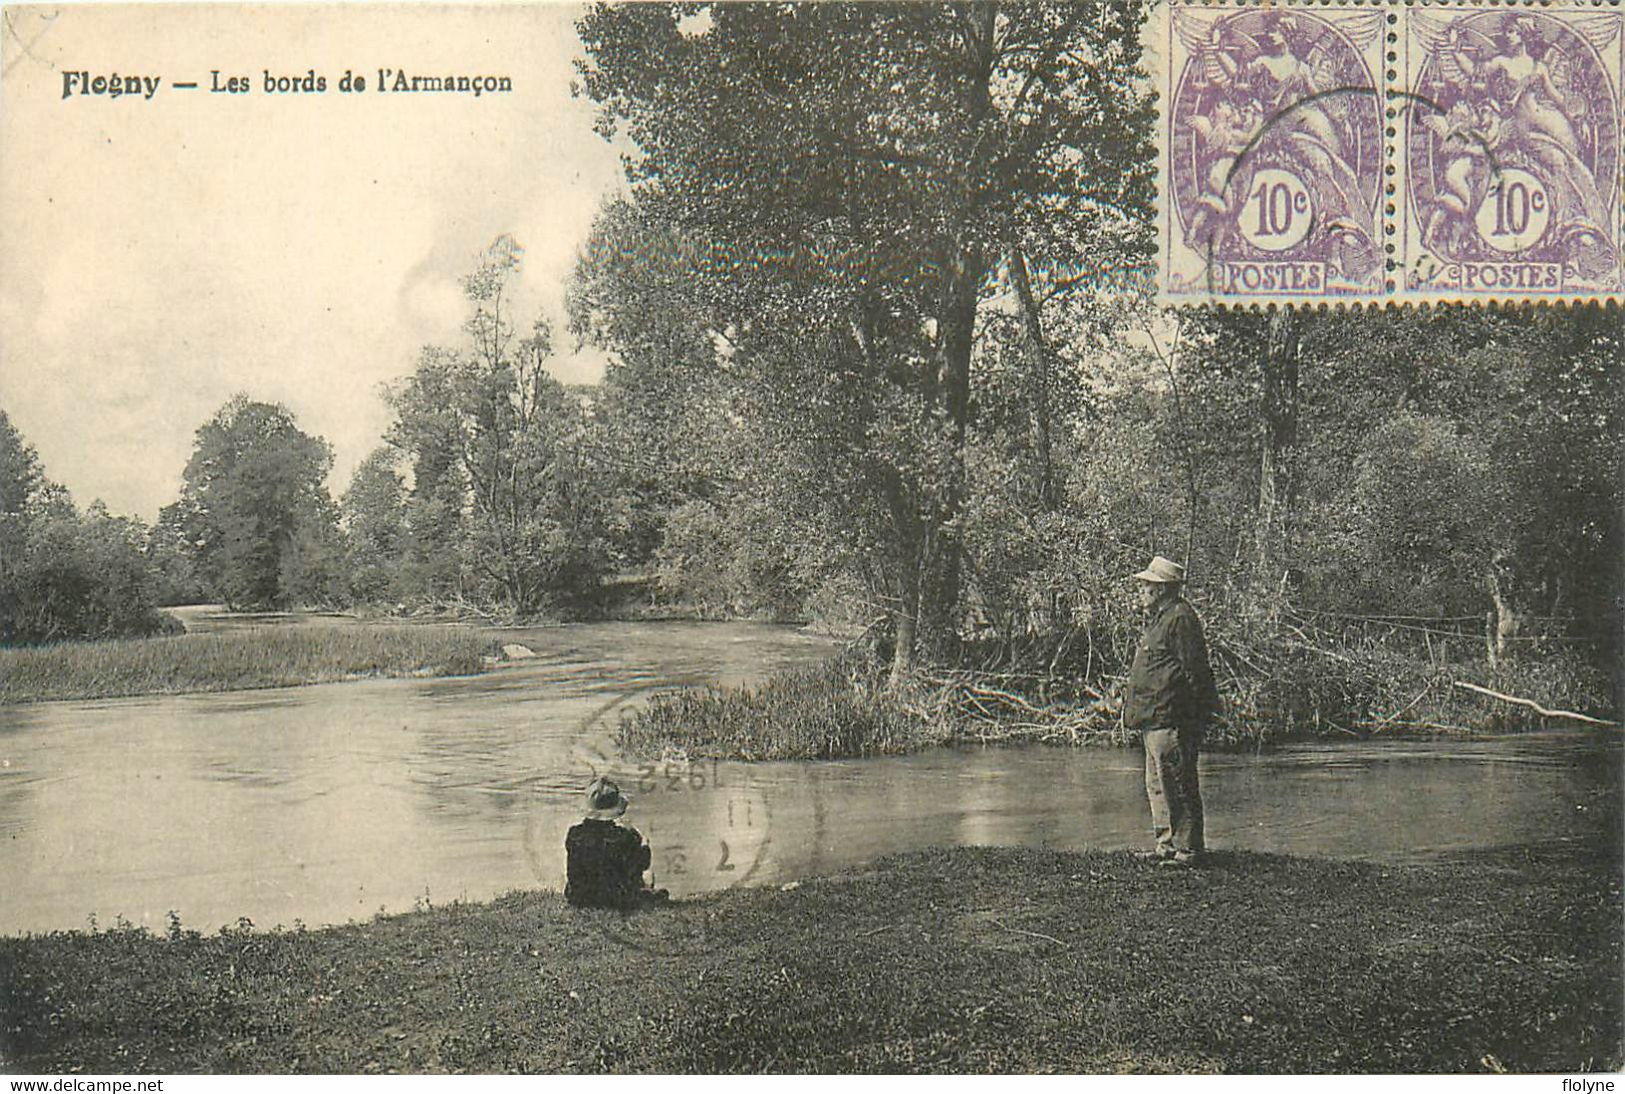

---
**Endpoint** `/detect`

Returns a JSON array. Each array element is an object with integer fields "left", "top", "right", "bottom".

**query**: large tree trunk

[
  {"left": 915, "top": 255, "right": 981, "bottom": 663},
  {"left": 1011, "top": 246, "right": 1058, "bottom": 512},
  {"left": 890, "top": 560, "right": 920, "bottom": 687},
  {"left": 905, "top": 4, "right": 996, "bottom": 670},
  {"left": 1254, "top": 309, "right": 1300, "bottom": 604}
]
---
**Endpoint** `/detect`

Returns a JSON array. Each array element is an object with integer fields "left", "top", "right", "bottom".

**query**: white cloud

[{"left": 1, "top": 3, "right": 625, "bottom": 519}]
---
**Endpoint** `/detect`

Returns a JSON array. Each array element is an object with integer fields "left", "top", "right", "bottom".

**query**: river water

[{"left": 1, "top": 620, "right": 1617, "bottom": 936}]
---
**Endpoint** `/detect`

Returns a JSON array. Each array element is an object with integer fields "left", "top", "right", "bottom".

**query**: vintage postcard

[{"left": 2, "top": 0, "right": 1620, "bottom": 1080}]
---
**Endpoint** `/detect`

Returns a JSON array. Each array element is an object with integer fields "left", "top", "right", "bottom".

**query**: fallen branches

[
  {"left": 1367, "top": 679, "right": 1446, "bottom": 734},
  {"left": 905, "top": 669, "right": 1119, "bottom": 744},
  {"left": 1353, "top": 719, "right": 1478, "bottom": 734},
  {"left": 1452, "top": 681, "right": 1620, "bottom": 728}
]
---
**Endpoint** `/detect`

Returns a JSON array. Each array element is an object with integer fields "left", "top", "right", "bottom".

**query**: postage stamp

[
  {"left": 1151, "top": 0, "right": 1625, "bottom": 306},
  {"left": 1156, "top": 4, "right": 1389, "bottom": 303},
  {"left": 1401, "top": 5, "right": 1624, "bottom": 300}
]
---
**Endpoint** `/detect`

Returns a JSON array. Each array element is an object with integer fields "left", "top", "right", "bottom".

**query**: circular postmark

[{"left": 521, "top": 693, "right": 775, "bottom": 957}]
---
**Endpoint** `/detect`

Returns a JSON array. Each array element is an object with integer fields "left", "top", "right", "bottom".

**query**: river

[{"left": 0, "top": 620, "right": 1617, "bottom": 936}]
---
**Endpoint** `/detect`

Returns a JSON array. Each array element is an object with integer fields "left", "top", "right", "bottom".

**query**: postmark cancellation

[{"left": 1151, "top": 0, "right": 1624, "bottom": 306}]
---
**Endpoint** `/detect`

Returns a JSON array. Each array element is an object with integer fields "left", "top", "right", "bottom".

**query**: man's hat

[
  {"left": 1133, "top": 555, "right": 1186, "bottom": 584},
  {"left": 585, "top": 776, "right": 629, "bottom": 820}
]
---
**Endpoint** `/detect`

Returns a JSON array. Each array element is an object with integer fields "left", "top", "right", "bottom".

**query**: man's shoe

[
  {"left": 1160, "top": 851, "right": 1203, "bottom": 869},
  {"left": 1134, "top": 848, "right": 1174, "bottom": 862}
]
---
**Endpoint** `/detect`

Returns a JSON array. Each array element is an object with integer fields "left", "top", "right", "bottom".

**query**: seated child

[{"left": 564, "top": 777, "right": 668, "bottom": 910}]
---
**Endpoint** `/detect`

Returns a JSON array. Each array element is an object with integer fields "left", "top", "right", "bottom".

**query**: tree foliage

[
  {"left": 0, "top": 410, "right": 171, "bottom": 644},
  {"left": 172, "top": 396, "right": 340, "bottom": 610},
  {"left": 341, "top": 446, "right": 409, "bottom": 605},
  {"left": 384, "top": 237, "right": 612, "bottom": 617},
  {"left": 568, "top": 200, "right": 729, "bottom": 567},
  {"left": 575, "top": 0, "right": 1156, "bottom": 676}
]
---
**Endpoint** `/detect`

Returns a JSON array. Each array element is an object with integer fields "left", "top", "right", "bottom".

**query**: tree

[
  {"left": 0, "top": 409, "right": 41, "bottom": 522},
  {"left": 575, "top": 0, "right": 1155, "bottom": 679},
  {"left": 568, "top": 199, "right": 731, "bottom": 567},
  {"left": 175, "top": 396, "right": 340, "bottom": 610},
  {"left": 147, "top": 503, "right": 210, "bottom": 607},
  {"left": 279, "top": 492, "right": 348, "bottom": 608},
  {"left": 0, "top": 410, "right": 170, "bottom": 643},
  {"left": 1450, "top": 309, "right": 1623, "bottom": 666},
  {"left": 0, "top": 410, "right": 44, "bottom": 636},
  {"left": 341, "top": 446, "right": 409, "bottom": 604},
  {"left": 1344, "top": 412, "right": 1491, "bottom": 615},
  {"left": 386, "top": 237, "right": 612, "bottom": 617},
  {"left": 1160, "top": 304, "right": 1621, "bottom": 681}
]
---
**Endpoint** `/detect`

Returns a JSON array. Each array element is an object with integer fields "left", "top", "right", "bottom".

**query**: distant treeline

[
  {"left": 2, "top": 279, "right": 1618, "bottom": 732},
  {"left": 1, "top": 410, "right": 183, "bottom": 645}
]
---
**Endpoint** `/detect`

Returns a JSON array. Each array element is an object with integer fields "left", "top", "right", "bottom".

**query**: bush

[
  {"left": 653, "top": 498, "right": 811, "bottom": 621},
  {"left": 616, "top": 650, "right": 944, "bottom": 760},
  {"left": 1200, "top": 605, "right": 1619, "bottom": 743},
  {"left": 2, "top": 507, "right": 172, "bottom": 645}
]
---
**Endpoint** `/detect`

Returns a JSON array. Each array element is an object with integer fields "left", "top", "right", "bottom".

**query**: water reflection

[{"left": 0, "top": 621, "right": 1617, "bottom": 936}]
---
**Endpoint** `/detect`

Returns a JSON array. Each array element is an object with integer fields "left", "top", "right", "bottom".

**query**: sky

[{"left": 0, "top": 3, "right": 626, "bottom": 520}]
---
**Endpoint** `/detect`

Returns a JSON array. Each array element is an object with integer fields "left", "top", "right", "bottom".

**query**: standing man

[{"left": 1124, "top": 555, "right": 1220, "bottom": 868}]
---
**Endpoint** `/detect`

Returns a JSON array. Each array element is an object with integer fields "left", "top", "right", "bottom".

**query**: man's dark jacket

[
  {"left": 565, "top": 819, "right": 652, "bottom": 910},
  {"left": 1125, "top": 596, "right": 1220, "bottom": 732}
]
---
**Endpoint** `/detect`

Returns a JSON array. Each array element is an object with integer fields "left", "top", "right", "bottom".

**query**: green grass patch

[
  {"left": 0, "top": 844, "right": 1617, "bottom": 1073},
  {"left": 0, "top": 626, "right": 491, "bottom": 704},
  {"left": 616, "top": 652, "right": 946, "bottom": 760}
]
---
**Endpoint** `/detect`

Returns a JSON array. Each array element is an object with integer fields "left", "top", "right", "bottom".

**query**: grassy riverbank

[
  {"left": 0, "top": 626, "right": 491, "bottom": 704},
  {"left": 1, "top": 843, "right": 1617, "bottom": 1074}
]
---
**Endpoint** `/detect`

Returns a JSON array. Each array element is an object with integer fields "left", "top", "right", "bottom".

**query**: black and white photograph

[{"left": 0, "top": 0, "right": 1620, "bottom": 1078}]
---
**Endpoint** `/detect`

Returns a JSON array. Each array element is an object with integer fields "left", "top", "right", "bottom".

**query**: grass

[
  {"left": 0, "top": 626, "right": 492, "bottom": 704},
  {"left": 0, "top": 843, "right": 1616, "bottom": 1073},
  {"left": 616, "top": 652, "right": 947, "bottom": 760}
]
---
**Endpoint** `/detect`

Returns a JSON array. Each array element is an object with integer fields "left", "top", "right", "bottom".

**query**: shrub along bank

[
  {"left": 615, "top": 652, "right": 949, "bottom": 760},
  {"left": 616, "top": 617, "right": 1619, "bottom": 761},
  {"left": 0, "top": 843, "right": 1618, "bottom": 1074}
]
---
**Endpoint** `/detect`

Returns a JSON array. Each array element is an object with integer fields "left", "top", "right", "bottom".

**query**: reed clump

[
  {"left": 0, "top": 626, "right": 491, "bottom": 704},
  {"left": 616, "top": 651, "right": 945, "bottom": 761}
]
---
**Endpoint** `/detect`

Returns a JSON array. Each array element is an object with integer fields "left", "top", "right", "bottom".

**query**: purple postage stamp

[
  {"left": 1402, "top": 5, "right": 1624, "bottom": 300},
  {"left": 1157, "top": 4, "right": 1388, "bottom": 303},
  {"left": 1153, "top": 1, "right": 1625, "bottom": 306}
]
